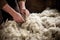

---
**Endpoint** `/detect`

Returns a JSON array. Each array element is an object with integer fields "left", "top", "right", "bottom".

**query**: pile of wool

[
  {"left": 39, "top": 9, "right": 60, "bottom": 28},
  {"left": 0, "top": 9, "right": 60, "bottom": 40},
  {"left": 0, "top": 21, "right": 30, "bottom": 40}
]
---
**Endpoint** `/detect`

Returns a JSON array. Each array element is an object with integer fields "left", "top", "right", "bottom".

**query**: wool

[{"left": 0, "top": 9, "right": 60, "bottom": 40}]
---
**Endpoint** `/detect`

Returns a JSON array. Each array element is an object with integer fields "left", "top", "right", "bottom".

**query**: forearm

[
  {"left": 2, "top": 3, "right": 25, "bottom": 23},
  {"left": 2, "top": 4, "right": 18, "bottom": 17},
  {"left": 18, "top": 1, "right": 26, "bottom": 9}
]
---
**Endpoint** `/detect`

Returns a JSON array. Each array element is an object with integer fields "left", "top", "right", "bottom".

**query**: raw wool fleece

[{"left": 0, "top": 9, "right": 60, "bottom": 40}]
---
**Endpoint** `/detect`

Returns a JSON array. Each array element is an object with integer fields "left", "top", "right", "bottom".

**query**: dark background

[
  {"left": 26, "top": 0, "right": 60, "bottom": 12},
  {"left": 0, "top": 0, "right": 60, "bottom": 24}
]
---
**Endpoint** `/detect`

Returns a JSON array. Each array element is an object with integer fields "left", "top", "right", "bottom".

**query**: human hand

[
  {"left": 12, "top": 12, "right": 25, "bottom": 23},
  {"left": 2, "top": 4, "right": 25, "bottom": 23},
  {"left": 20, "top": 8, "right": 30, "bottom": 17}
]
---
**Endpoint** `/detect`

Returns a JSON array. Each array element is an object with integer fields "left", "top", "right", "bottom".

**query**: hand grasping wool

[{"left": 0, "top": 9, "right": 60, "bottom": 40}]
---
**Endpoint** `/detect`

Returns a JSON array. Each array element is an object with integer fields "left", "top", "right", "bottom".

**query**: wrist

[
  {"left": 11, "top": 12, "right": 19, "bottom": 18},
  {"left": 20, "top": 7, "right": 26, "bottom": 10}
]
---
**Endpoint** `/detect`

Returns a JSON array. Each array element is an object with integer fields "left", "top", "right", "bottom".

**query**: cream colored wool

[{"left": 0, "top": 9, "right": 60, "bottom": 40}]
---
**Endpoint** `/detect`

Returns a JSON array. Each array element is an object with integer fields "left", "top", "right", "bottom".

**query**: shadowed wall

[{"left": 26, "top": 0, "right": 60, "bottom": 13}]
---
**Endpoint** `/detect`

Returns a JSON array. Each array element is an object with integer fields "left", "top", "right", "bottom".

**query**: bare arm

[
  {"left": 18, "top": 1, "right": 26, "bottom": 9},
  {"left": 18, "top": 0, "right": 30, "bottom": 16},
  {"left": 2, "top": 4, "right": 18, "bottom": 17},
  {"left": 2, "top": 4, "right": 24, "bottom": 22}
]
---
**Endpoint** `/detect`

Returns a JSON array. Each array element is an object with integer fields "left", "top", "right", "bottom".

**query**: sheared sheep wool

[{"left": 0, "top": 9, "right": 60, "bottom": 40}]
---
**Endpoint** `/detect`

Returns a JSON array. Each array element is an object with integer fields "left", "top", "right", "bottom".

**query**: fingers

[
  {"left": 14, "top": 17, "right": 25, "bottom": 23},
  {"left": 13, "top": 13, "right": 25, "bottom": 23},
  {"left": 15, "top": 9, "right": 30, "bottom": 23},
  {"left": 25, "top": 9, "right": 30, "bottom": 16},
  {"left": 20, "top": 9, "right": 30, "bottom": 16}
]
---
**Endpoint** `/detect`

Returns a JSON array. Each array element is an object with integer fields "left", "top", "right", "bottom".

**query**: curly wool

[{"left": 0, "top": 9, "right": 60, "bottom": 40}]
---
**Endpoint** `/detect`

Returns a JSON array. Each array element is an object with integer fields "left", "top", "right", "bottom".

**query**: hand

[
  {"left": 2, "top": 4, "right": 25, "bottom": 23},
  {"left": 12, "top": 12, "right": 25, "bottom": 23},
  {"left": 20, "top": 8, "right": 30, "bottom": 17}
]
